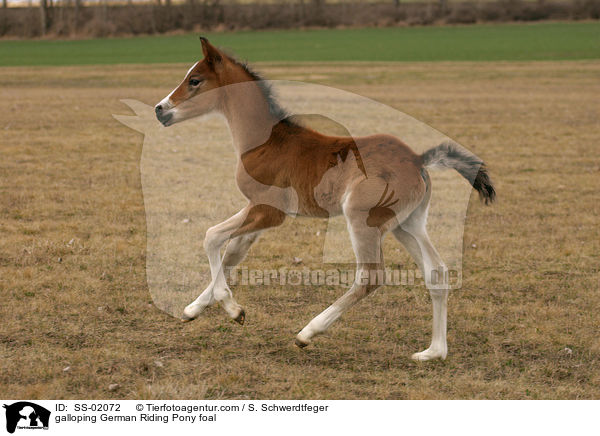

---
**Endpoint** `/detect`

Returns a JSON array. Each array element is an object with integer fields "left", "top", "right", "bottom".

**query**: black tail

[{"left": 421, "top": 141, "right": 496, "bottom": 204}]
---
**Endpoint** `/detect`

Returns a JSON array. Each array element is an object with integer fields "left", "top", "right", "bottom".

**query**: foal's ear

[{"left": 199, "top": 36, "right": 222, "bottom": 68}]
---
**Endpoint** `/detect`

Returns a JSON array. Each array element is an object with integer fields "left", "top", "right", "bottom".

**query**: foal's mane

[{"left": 225, "top": 53, "right": 291, "bottom": 122}]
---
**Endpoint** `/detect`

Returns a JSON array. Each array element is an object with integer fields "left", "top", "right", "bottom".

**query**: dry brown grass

[{"left": 0, "top": 61, "right": 598, "bottom": 399}]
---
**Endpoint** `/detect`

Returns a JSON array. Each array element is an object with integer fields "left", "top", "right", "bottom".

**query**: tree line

[{"left": 0, "top": 0, "right": 598, "bottom": 38}]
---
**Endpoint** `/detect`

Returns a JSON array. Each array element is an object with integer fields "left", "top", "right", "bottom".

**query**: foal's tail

[{"left": 421, "top": 140, "right": 496, "bottom": 204}]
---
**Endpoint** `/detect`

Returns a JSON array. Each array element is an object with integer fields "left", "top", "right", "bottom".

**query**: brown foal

[{"left": 155, "top": 38, "right": 495, "bottom": 361}]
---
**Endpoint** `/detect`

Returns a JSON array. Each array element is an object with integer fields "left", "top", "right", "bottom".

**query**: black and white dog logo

[{"left": 3, "top": 402, "right": 50, "bottom": 433}]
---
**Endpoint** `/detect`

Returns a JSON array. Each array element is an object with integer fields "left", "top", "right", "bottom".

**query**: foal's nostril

[{"left": 155, "top": 105, "right": 163, "bottom": 114}]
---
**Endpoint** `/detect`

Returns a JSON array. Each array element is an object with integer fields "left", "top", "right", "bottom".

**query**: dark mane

[{"left": 225, "top": 54, "right": 291, "bottom": 122}]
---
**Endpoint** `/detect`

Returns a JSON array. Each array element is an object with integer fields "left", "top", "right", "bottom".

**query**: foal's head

[{"left": 155, "top": 37, "right": 252, "bottom": 126}]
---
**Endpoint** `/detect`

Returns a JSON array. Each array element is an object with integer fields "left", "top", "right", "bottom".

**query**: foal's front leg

[
  {"left": 182, "top": 232, "right": 263, "bottom": 321},
  {"left": 182, "top": 204, "right": 285, "bottom": 322},
  {"left": 182, "top": 208, "right": 249, "bottom": 322}
]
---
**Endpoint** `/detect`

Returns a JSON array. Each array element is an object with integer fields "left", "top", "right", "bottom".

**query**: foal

[{"left": 155, "top": 38, "right": 495, "bottom": 361}]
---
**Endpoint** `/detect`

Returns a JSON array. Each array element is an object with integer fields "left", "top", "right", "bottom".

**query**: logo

[{"left": 2, "top": 402, "right": 50, "bottom": 434}]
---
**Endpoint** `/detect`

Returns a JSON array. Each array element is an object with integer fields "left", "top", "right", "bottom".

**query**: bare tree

[
  {"left": 102, "top": 0, "right": 108, "bottom": 23},
  {"left": 40, "top": 0, "right": 48, "bottom": 36},
  {"left": 1, "top": 0, "right": 7, "bottom": 37},
  {"left": 183, "top": 0, "right": 195, "bottom": 31},
  {"left": 439, "top": 0, "right": 448, "bottom": 14},
  {"left": 298, "top": 0, "right": 306, "bottom": 22},
  {"left": 71, "top": 0, "right": 82, "bottom": 34},
  {"left": 74, "top": 0, "right": 82, "bottom": 27}
]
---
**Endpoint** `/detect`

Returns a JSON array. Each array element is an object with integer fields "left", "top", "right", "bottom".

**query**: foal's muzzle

[{"left": 155, "top": 104, "right": 173, "bottom": 126}]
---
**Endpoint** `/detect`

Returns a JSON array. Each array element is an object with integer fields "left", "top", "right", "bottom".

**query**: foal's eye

[{"left": 189, "top": 78, "right": 202, "bottom": 87}]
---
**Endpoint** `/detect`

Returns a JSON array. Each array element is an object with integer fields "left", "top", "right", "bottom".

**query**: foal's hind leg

[
  {"left": 396, "top": 211, "right": 449, "bottom": 361},
  {"left": 391, "top": 227, "right": 424, "bottom": 273},
  {"left": 183, "top": 204, "right": 284, "bottom": 322}
]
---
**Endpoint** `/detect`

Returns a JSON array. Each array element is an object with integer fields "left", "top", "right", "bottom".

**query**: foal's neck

[{"left": 219, "top": 79, "right": 280, "bottom": 156}]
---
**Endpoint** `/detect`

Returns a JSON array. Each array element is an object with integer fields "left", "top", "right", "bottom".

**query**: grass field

[
  {"left": 1, "top": 22, "right": 600, "bottom": 66},
  {"left": 0, "top": 24, "right": 599, "bottom": 399}
]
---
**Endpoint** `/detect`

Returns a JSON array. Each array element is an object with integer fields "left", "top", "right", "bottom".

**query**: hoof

[
  {"left": 182, "top": 302, "right": 207, "bottom": 321},
  {"left": 411, "top": 348, "right": 447, "bottom": 361},
  {"left": 234, "top": 309, "right": 245, "bottom": 325},
  {"left": 181, "top": 311, "right": 197, "bottom": 323},
  {"left": 295, "top": 338, "right": 309, "bottom": 349}
]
